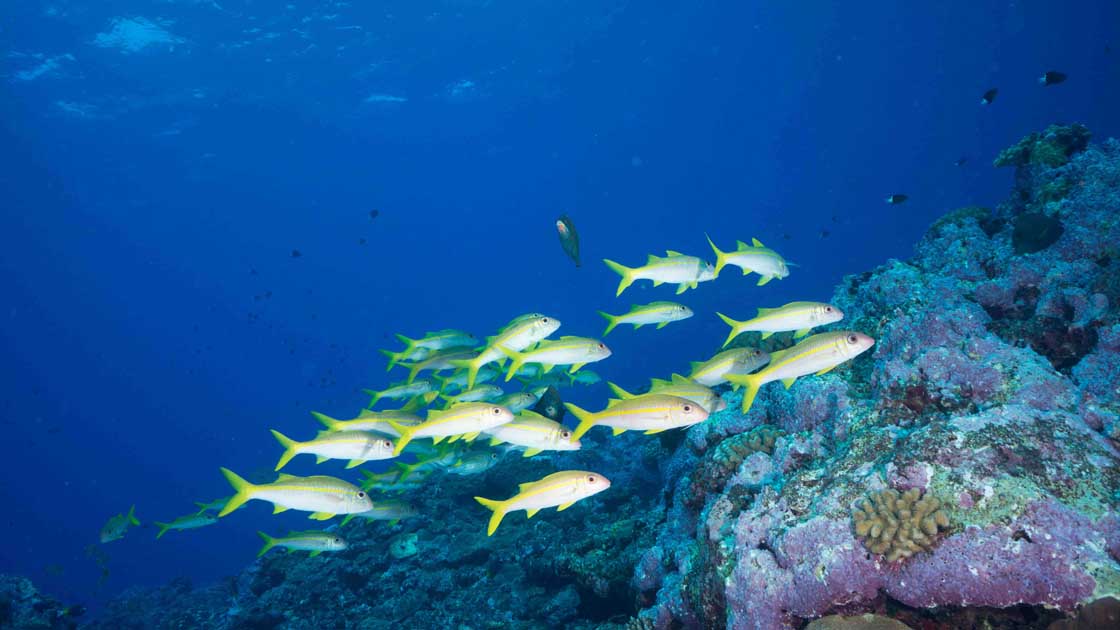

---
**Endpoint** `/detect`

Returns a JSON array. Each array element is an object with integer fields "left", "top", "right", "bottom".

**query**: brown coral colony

[{"left": 852, "top": 489, "right": 950, "bottom": 563}]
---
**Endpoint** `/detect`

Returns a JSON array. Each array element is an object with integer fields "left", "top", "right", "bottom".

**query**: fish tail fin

[
  {"left": 496, "top": 346, "right": 525, "bottom": 382},
  {"left": 218, "top": 468, "right": 256, "bottom": 517},
  {"left": 606, "top": 382, "right": 634, "bottom": 399},
  {"left": 378, "top": 348, "right": 401, "bottom": 371},
  {"left": 310, "top": 411, "right": 341, "bottom": 431},
  {"left": 597, "top": 311, "right": 619, "bottom": 336},
  {"left": 193, "top": 502, "right": 209, "bottom": 514},
  {"left": 394, "top": 461, "right": 417, "bottom": 482},
  {"left": 726, "top": 373, "right": 763, "bottom": 413},
  {"left": 706, "top": 234, "right": 727, "bottom": 277},
  {"left": 473, "top": 496, "right": 508, "bottom": 536},
  {"left": 126, "top": 504, "right": 140, "bottom": 526},
  {"left": 458, "top": 357, "right": 484, "bottom": 390},
  {"left": 256, "top": 531, "right": 277, "bottom": 558},
  {"left": 564, "top": 402, "right": 598, "bottom": 441},
  {"left": 361, "top": 388, "right": 382, "bottom": 409},
  {"left": 270, "top": 430, "right": 300, "bottom": 471},
  {"left": 716, "top": 312, "right": 744, "bottom": 348},
  {"left": 388, "top": 420, "right": 414, "bottom": 456},
  {"left": 603, "top": 259, "right": 635, "bottom": 296},
  {"left": 405, "top": 363, "right": 422, "bottom": 384},
  {"left": 154, "top": 522, "right": 170, "bottom": 539}
]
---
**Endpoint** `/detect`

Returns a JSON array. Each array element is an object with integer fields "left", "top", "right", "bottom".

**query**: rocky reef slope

[{"left": 7, "top": 126, "right": 1118, "bottom": 630}]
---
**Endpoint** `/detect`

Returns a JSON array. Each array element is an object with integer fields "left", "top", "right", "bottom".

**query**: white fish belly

[{"left": 258, "top": 487, "right": 350, "bottom": 513}]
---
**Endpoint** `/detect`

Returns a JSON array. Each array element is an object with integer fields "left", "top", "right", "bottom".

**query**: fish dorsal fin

[
  {"left": 781, "top": 376, "right": 797, "bottom": 389},
  {"left": 736, "top": 240, "right": 750, "bottom": 250},
  {"left": 670, "top": 373, "right": 691, "bottom": 384},
  {"left": 358, "top": 409, "right": 378, "bottom": 418},
  {"left": 526, "top": 508, "right": 541, "bottom": 518},
  {"left": 689, "top": 361, "right": 701, "bottom": 370},
  {"left": 752, "top": 237, "right": 764, "bottom": 247},
  {"left": 767, "top": 348, "right": 790, "bottom": 364},
  {"left": 611, "top": 427, "right": 627, "bottom": 436},
  {"left": 756, "top": 307, "right": 776, "bottom": 315},
  {"left": 518, "top": 481, "right": 536, "bottom": 492},
  {"left": 556, "top": 501, "right": 575, "bottom": 511},
  {"left": 665, "top": 250, "right": 683, "bottom": 257},
  {"left": 646, "top": 254, "right": 660, "bottom": 264},
  {"left": 649, "top": 377, "right": 671, "bottom": 388},
  {"left": 605, "top": 398, "right": 624, "bottom": 408},
  {"left": 275, "top": 473, "right": 299, "bottom": 482}
]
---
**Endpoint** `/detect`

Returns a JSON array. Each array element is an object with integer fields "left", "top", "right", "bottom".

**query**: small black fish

[
  {"left": 819, "top": 229, "right": 831, "bottom": 239},
  {"left": 1039, "top": 71, "right": 1067, "bottom": 86},
  {"left": 532, "top": 386, "right": 565, "bottom": 422},
  {"left": 885, "top": 194, "right": 908, "bottom": 205},
  {"left": 955, "top": 156, "right": 969, "bottom": 167},
  {"left": 555, "top": 214, "right": 581, "bottom": 267},
  {"left": 981, "top": 88, "right": 998, "bottom": 105},
  {"left": 369, "top": 209, "right": 380, "bottom": 220},
  {"left": 358, "top": 237, "right": 367, "bottom": 245},
  {"left": 291, "top": 249, "right": 302, "bottom": 258}
]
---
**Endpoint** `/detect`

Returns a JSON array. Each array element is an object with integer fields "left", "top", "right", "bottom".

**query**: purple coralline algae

[{"left": 638, "top": 128, "right": 1120, "bottom": 629}]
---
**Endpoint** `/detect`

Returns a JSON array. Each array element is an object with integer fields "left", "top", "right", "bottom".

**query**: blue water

[{"left": 1, "top": 0, "right": 1118, "bottom": 612}]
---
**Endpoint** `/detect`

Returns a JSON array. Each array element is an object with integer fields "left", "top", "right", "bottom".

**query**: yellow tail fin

[
  {"left": 218, "top": 468, "right": 256, "bottom": 517},
  {"left": 378, "top": 349, "right": 402, "bottom": 371},
  {"left": 310, "top": 411, "right": 340, "bottom": 431},
  {"left": 597, "top": 311, "right": 620, "bottom": 336},
  {"left": 716, "top": 312, "right": 745, "bottom": 348},
  {"left": 495, "top": 346, "right": 526, "bottom": 382},
  {"left": 388, "top": 420, "right": 415, "bottom": 456},
  {"left": 126, "top": 504, "right": 140, "bottom": 526},
  {"left": 154, "top": 522, "right": 171, "bottom": 539},
  {"left": 256, "top": 531, "right": 277, "bottom": 558},
  {"left": 725, "top": 373, "right": 763, "bottom": 413},
  {"left": 473, "top": 496, "right": 507, "bottom": 536},
  {"left": 361, "top": 388, "right": 381, "bottom": 409},
  {"left": 706, "top": 234, "right": 727, "bottom": 277},
  {"left": 270, "top": 430, "right": 300, "bottom": 471},
  {"left": 603, "top": 259, "right": 636, "bottom": 296},
  {"left": 564, "top": 402, "right": 598, "bottom": 441}
]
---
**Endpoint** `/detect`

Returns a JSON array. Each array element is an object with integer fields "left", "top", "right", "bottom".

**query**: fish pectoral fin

[
  {"left": 522, "top": 448, "right": 542, "bottom": 458},
  {"left": 309, "top": 551, "right": 322, "bottom": 558},
  {"left": 432, "top": 435, "right": 448, "bottom": 445},
  {"left": 540, "top": 364, "right": 554, "bottom": 374},
  {"left": 489, "top": 437, "right": 502, "bottom": 446},
  {"left": 611, "top": 427, "right": 627, "bottom": 436},
  {"left": 309, "top": 512, "right": 336, "bottom": 521},
  {"left": 656, "top": 321, "right": 669, "bottom": 329},
  {"left": 815, "top": 366, "right": 836, "bottom": 376},
  {"left": 633, "top": 323, "right": 645, "bottom": 329},
  {"left": 644, "top": 428, "right": 669, "bottom": 435},
  {"left": 780, "top": 377, "right": 797, "bottom": 389},
  {"left": 652, "top": 280, "right": 664, "bottom": 287},
  {"left": 794, "top": 328, "right": 811, "bottom": 338},
  {"left": 675, "top": 284, "right": 687, "bottom": 295},
  {"left": 556, "top": 501, "right": 576, "bottom": 511},
  {"left": 569, "top": 363, "right": 585, "bottom": 374},
  {"left": 345, "top": 459, "right": 364, "bottom": 469},
  {"left": 525, "top": 508, "right": 541, "bottom": 519},
  {"left": 315, "top": 455, "right": 329, "bottom": 464},
  {"left": 273, "top": 505, "right": 290, "bottom": 514},
  {"left": 757, "top": 275, "right": 773, "bottom": 286},
  {"left": 463, "top": 431, "right": 480, "bottom": 442}
]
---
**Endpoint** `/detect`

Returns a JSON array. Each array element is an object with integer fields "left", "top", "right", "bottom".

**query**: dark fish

[
  {"left": 885, "top": 194, "right": 908, "bottom": 205},
  {"left": 981, "top": 88, "right": 998, "bottom": 105},
  {"left": 954, "top": 157, "right": 969, "bottom": 167},
  {"left": 291, "top": 249, "right": 302, "bottom": 258},
  {"left": 369, "top": 209, "right": 380, "bottom": 220},
  {"left": 819, "top": 229, "right": 831, "bottom": 239},
  {"left": 358, "top": 238, "right": 367, "bottom": 245},
  {"left": 1039, "top": 71, "right": 1067, "bottom": 86},
  {"left": 555, "top": 214, "right": 581, "bottom": 267},
  {"left": 532, "top": 386, "right": 565, "bottom": 422}
]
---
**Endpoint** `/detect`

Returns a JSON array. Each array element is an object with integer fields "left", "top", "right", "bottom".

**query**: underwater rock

[
  {"left": 1013, "top": 212, "right": 1064, "bottom": 254},
  {"left": 994, "top": 123, "right": 1091, "bottom": 169},
  {"left": 805, "top": 614, "right": 912, "bottom": 630},
  {"left": 0, "top": 574, "right": 79, "bottom": 630}
]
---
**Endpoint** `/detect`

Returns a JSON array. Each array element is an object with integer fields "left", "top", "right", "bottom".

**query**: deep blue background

[{"left": 1, "top": 0, "right": 1118, "bottom": 610}]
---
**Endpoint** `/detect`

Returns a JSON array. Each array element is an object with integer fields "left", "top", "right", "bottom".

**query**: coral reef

[
  {"left": 851, "top": 488, "right": 949, "bottom": 562},
  {"left": 0, "top": 574, "right": 81, "bottom": 630}
]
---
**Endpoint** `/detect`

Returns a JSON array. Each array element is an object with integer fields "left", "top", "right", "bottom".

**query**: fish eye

[
  {"left": 587, "top": 475, "right": 596, "bottom": 483},
  {"left": 824, "top": 306, "right": 833, "bottom": 312},
  {"left": 383, "top": 440, "right": 393, "bottom": 448},
  {"left": 683, "top": 404, "right": 692, "bottom": 412},
  {"left": 333, "top": 537, "right": 341, "bottom": 544},
  {"left": 492, "top": 407, "right": 502, "bottom": 415},
  {"left": 847, "top": 334, "right": 858, "bottom": 344},
  {"left": 597, "top": 343, "right": 605, "bottom": 349},
  {"left": 357, "top": 491, "right": 366, "bottom": 499},
  {"left": 541, "top": 317, "right": 550, "bottom": 323},
  {"left": 561, "top": 430, "right": 571, "bottom": 438}
]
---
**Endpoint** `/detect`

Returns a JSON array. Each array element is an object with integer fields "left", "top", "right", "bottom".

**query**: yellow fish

[
  {"left": 565, "top": 393, "right": 709, "bottom": 441},
  {"left": 706, "top": 236, "right": 790, "bottom": 285},
  {"left": 473, "top": 470, "right": 610, "bottom": 536},
  {"left": 387, "top": 402, "right": 515, "bottom": 455},
  {"left": 716, "top": 301, "right": 843, "bottom": 346},
  {"left": 603, "top": 252, "right": 716, "bottom": 296}
]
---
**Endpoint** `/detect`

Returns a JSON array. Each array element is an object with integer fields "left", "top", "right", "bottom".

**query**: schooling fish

[
  {"left": 100, "top": 505, "right": 140, "bottom": 543},
  {"left": 609, "top": 374, "right": 725, "bottom": 414},
  {"left": 378, "top": 345, "right": 433, "bottom": 371},
  {"left": 311, "top": 406, "right": 425, "bottom": 438},
  {"left": 270, "top": 430, "right": 396, "bottom": 470},
  {"left": 256, "top": 530, "right": 347, "bottom": 558},
  {"left": 393, "top": 329, "right": 478, "bottom": 353},
  {"left": 716, "top": 301, "right": 844, "bottom": 346},
  {"left": 439, "top": 384, "right": 504, "bottom": 406},
  {"left": 980, "top": 88, "right": 998, "bottom": 105},
  {"left": 455, "top": 314, "right": 562, "bottom": 390},
  {"left": 154, "top": 512, "right": 218, "bottom": 539},
  {"left": 499, "top": 336, "right": 612, "bottom": 381},
  {"left": 194, "top": 496, "right": 233, "bottom": 515},
  {"left": 434, "top": 366, "right": 500, "bottom": 392},
  {"left": 567, "top": 370, "right": 602, "bottom": 386},
  {"left": 1039, "top": 71, "right": 1067, "bottom": 86},
  {"left": 340, "top": 500, "right": 418, "bottom": 526},
  {"left": 473, "top": 470, "right": 611, "bottom": 536},
  {"left": 398, "top": 348, "right": 478, "bottom": 384},
  {"left": 448, "top": 450, "right": 502, "bottom": 476},
  {"left": 485, "top": 410, "right": 581, "bottom": 457},
  {"left": 604, "top": 252, "right": 716, "bottom": 296},
  {"left": 495, "top": 390, "right": 541, "bottom": 413},
  {"left": 565, "top": 393, "right": 709, "bottom": 441},
  {"left": 598, "top": 301, "right": 693, "bottom": 336},
  {"left": 387, "top": 402, "right": 515, "bottom": 455},
  {"left": 705, "top": 236, "right": 790, "bottom": 286},
  {"left": 556, "top": 214, "right": 581, "bottom": 267},
  {"left": 726, "top": 330, "right": 875, "bottom": 413},
  {"left": 688, "top": 347, "right": 770, "bottom": 387},
  {"left": 218, "top": 469, "right": 372, "bottom": 520},
  {"left": 362, "top": 380, "right": 437, "bottom": 408},
  {"left": 885, "top": 194, "right": 908, "bottom": 205}
]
